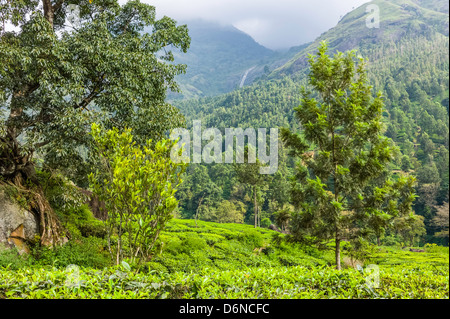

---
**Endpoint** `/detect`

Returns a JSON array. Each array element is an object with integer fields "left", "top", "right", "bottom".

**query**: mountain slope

[
  {"left": 270, "top": 0, "right": 449, "bottom": 78},
  {"left": 168, "top": 20, "right": 274, "bottom": 100},
  {"left": 173, "top": 0, "right": 449, "bottom": 244}
]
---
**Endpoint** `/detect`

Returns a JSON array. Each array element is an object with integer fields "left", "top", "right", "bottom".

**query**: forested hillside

[
  {"left": 165, "top": 20, "right": 312, "bottom": 100},
  {"left": 166, "top": 20, "right": 274, "bottom": 100},
  {"left": 173, "top": 0, "right": 449, "bottom": 245},
  {"left": 0, "top": 0, "right": 448, "bottom": 302}
]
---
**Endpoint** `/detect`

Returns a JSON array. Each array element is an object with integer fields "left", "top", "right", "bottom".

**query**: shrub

[
  {"left": 142, "top": 261, "right": 168, "bottom": 274},
  {"left": 199, "top": 233, "right": 226, "bottom": 246},
  {"left": 89, "top": 124, "right": 186, "bottom": 265},
  {"left": 181, "top": 236, "right": 207, "bottom": 254},
  {"left": 0, "top": 245, "right": 33, "bottom": 270},
  {"left": 78, "top": 219, "right": 107, "bottom": 238},
  {"left": 261, "top": 218, "right": 272, "bottom": 228},
  {"left": 238, "top": 229, "right": 264, "bottom": 249},
  {"left": 30, "top": 237, "right": 111, "bottom": 269}
]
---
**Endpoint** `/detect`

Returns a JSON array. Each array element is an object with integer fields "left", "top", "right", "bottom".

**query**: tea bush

[
  {"left": 29, "top": 237, "right": 111, "bottom": 269},
  {"left": 0, "top": 263, "right": 447, "bottom": 299},
  {"left": 1, "top": 218, "right": 448, "bottom": 299},
  {"left": 0, "top": 245, "right": 33, "bottom": 270}
]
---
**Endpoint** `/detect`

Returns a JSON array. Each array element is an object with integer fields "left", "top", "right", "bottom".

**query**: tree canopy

[
  {"left": 0, "top": 0, "right": 190, "bottom": 185},
  {"left": 0, "top": 0, "right": 190, "bottom": 246}
]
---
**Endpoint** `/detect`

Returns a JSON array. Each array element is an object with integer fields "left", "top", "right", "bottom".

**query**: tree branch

[{"left": 42, "top": 0, "right": 54, "bottom": 27}]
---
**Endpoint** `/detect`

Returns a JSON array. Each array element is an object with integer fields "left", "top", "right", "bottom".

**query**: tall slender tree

[
  {"left": 234, "top": 146, "right": 266, "bottom": 228},
  {"left": 281, "top": 42, "right": 417, "bottom": 269}
]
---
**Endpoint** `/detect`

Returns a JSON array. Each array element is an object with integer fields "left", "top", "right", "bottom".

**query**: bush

[
  {"left": 261, "top": 218, "right": 272, "bottom": 228},
  {"left": 0, "top": 245, "right": 33, "bottom": 270},
  {"left": 424, "top": 243, "right": 447, "bottom": 254},
  {"left": 30, "top": 237, "right": 111, "bottom": 269},
  {"left": 199, "top": 233, "right": 226, "bottom": 246},
  {"left": 238, "top": 229, "right": 264, "bottom": 249},
  {"left": 78, "top": 219, "right": 107, "bottom": 238},
  {"left": 142, "top": 261, "right": 168, "bottom": 274},
  {"left": 383, "top": 235, "right": 401, "bottom": 247},
  {"left": 181, "top": 236, "right": 207, "bottom": 254}
]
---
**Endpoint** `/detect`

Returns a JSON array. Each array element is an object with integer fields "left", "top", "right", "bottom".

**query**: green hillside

[
  {"left": 165, "top": 20, "right": 311, "bottom": 100},
  {"left": 173, "top": 0, "right": 449, "bottom": 245},
  {"left": 1, "top": 0, "right": 448, "bottom": 302},
  {"left": 271, "top": 0, "right": 449, "bottom": 77},
  {"left": 1, "top": 218, "right": 448, "bottom": 298},
  {"left": 166, "top": 20, "right": 274, "bottom": 100}
]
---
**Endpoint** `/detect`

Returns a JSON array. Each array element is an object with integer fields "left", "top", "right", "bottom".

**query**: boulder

[
  {"left": 0, "top": 190, "right": 39, "bottom": 254},
  {"left": 269, "top": 224, "right": 289, "bottom": 234}
]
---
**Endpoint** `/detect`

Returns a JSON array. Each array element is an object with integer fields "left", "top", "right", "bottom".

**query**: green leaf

[{"left": 121, "top": 261, "right": 131, "bottom": 272}]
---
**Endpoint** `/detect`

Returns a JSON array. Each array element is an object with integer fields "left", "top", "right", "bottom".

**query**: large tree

[
  {"left": 281, "top": 42, "right": 417, "bottom": 270},
  {"left": 0, "top": 0, "right": 190, "bottom": 245}
]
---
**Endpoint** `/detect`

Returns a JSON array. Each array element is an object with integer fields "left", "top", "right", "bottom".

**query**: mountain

[
  {"left": 167, "top": 20, "right": 308, "bottom": 100},
  {"left": 165, "top": 20, "right": 271, "bottom": 100},
  {"left": 172, "top": 0, "right": 449, "bottom": 244},
  {"left": 270, "top": 0, "right": 449, "bottom": 78}
]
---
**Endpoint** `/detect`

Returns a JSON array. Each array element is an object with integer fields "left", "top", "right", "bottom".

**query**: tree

[
  {"left": 431, "top": 202, "right": 449, "bottom": 243},
  {"left": 393, "top": 214, "right": 426, "bottom": 246},
  {"left": 401, "top": 155, "right": 411, "bottom": 172},
  {"left": 281, "top": 42, "right": 417, "bottom": 270},
  {"left": 234, "top": 147, "right": 266, "bottom": 228},
  {"left": 214, "top": 200, "right": 245, "bottom": 224},
  {"left": 0, "top": 0, "right": 190, "bottom": 245},
  {"left": 273, "top": 207, "right": 291, "bottom": 232},
  {"left": 88, "top": 124, "right": 186, "bottom": 265}
]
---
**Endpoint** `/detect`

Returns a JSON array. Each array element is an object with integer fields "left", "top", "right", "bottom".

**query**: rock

[
  {"left": 269, "top": 224, "right": 289, "bottom": 234},
  {"left": 0, "top": 190, "right": 39, "bottom": 254},
  {"left": 409, "top": 248, "right": 425, "bottom": 253}
]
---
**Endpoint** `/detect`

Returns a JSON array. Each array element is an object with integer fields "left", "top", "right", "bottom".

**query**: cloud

[{"left": 122, "top": 0, "right": 372, "bottom": 49}]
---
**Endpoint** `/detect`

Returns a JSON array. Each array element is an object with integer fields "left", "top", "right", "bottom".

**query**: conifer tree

[{"left": 281, "top": 42, "right": 417, "bottom": 270}]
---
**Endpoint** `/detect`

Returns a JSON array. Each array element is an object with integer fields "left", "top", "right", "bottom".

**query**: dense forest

[
  {"left": 173, "top": 0, "right": 449, "bottom": 246},
  {"left": 0, "top": 0, "right": 448, "bottom": 301}
]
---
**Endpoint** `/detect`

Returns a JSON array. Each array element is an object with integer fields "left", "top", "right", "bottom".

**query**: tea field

[{"left": 0, "top": 219, "right": 448, "bottom": 299}]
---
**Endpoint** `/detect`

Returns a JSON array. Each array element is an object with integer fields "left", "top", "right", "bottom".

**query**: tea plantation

[{"left": 0, "top": 219, "right": 448, "bottom": 299}]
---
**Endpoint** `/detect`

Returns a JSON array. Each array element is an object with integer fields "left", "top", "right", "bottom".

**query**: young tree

[
  {"left": 0, "top": 0, "right": 190, "bottom": 245},
  {"left": 89, "top": 124, "right": 186, "bottom": 265},
  {"left": 234, "top": 147, "right": 266, "bottom": 228},
  {"left": 281, "top": 42, "right": 417, "bottom": 269}
]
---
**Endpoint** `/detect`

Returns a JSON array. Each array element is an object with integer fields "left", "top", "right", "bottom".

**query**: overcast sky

[{"left": 126, "top": 0, "right": 372, "bottom": 50}]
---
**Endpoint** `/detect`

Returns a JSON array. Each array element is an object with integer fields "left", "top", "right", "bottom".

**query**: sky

[{"left": 127, "top": 0, "right": 372, "bottom": 50}]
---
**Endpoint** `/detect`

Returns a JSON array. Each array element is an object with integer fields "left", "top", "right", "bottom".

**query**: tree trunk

[
  {"left": 1, "top": 134, "right": 66, "bottom": 247},
  {"left": 335, "top": 236, "right": 341, "bottom": 270},
  {"left": 254, "top": 186, "right": 257, "bottom": 228},
  {"left": 195, "top": 196, "right": 204, "bottom": 227},
  {"left": 377, "top": 236, "right": 381, "bottom": 246}
]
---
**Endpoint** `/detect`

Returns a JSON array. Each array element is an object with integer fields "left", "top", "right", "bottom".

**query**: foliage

[
  {"left": 0, "top": 245, "right": 33, "bottom": 270},
  {"left": 88, "top": 124, "right": 186, "bottom": 265},
  {"left": 172, "top": 0, "right": 449, "bottom": 245},
  {"left": 281, "top": 42, "right": 418, "bottom": 269},
  {"left": 0, "top": 261, "right": 447, "bottom": 299},
  {"left": 0, "top": 0, "right": 189, "bottom": 185},
  {"left": 29, "top": 237, "right": 111, "bottom": 269},
  {"left": 1, "top": 218, "right": 448, "bottom": 299}
]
